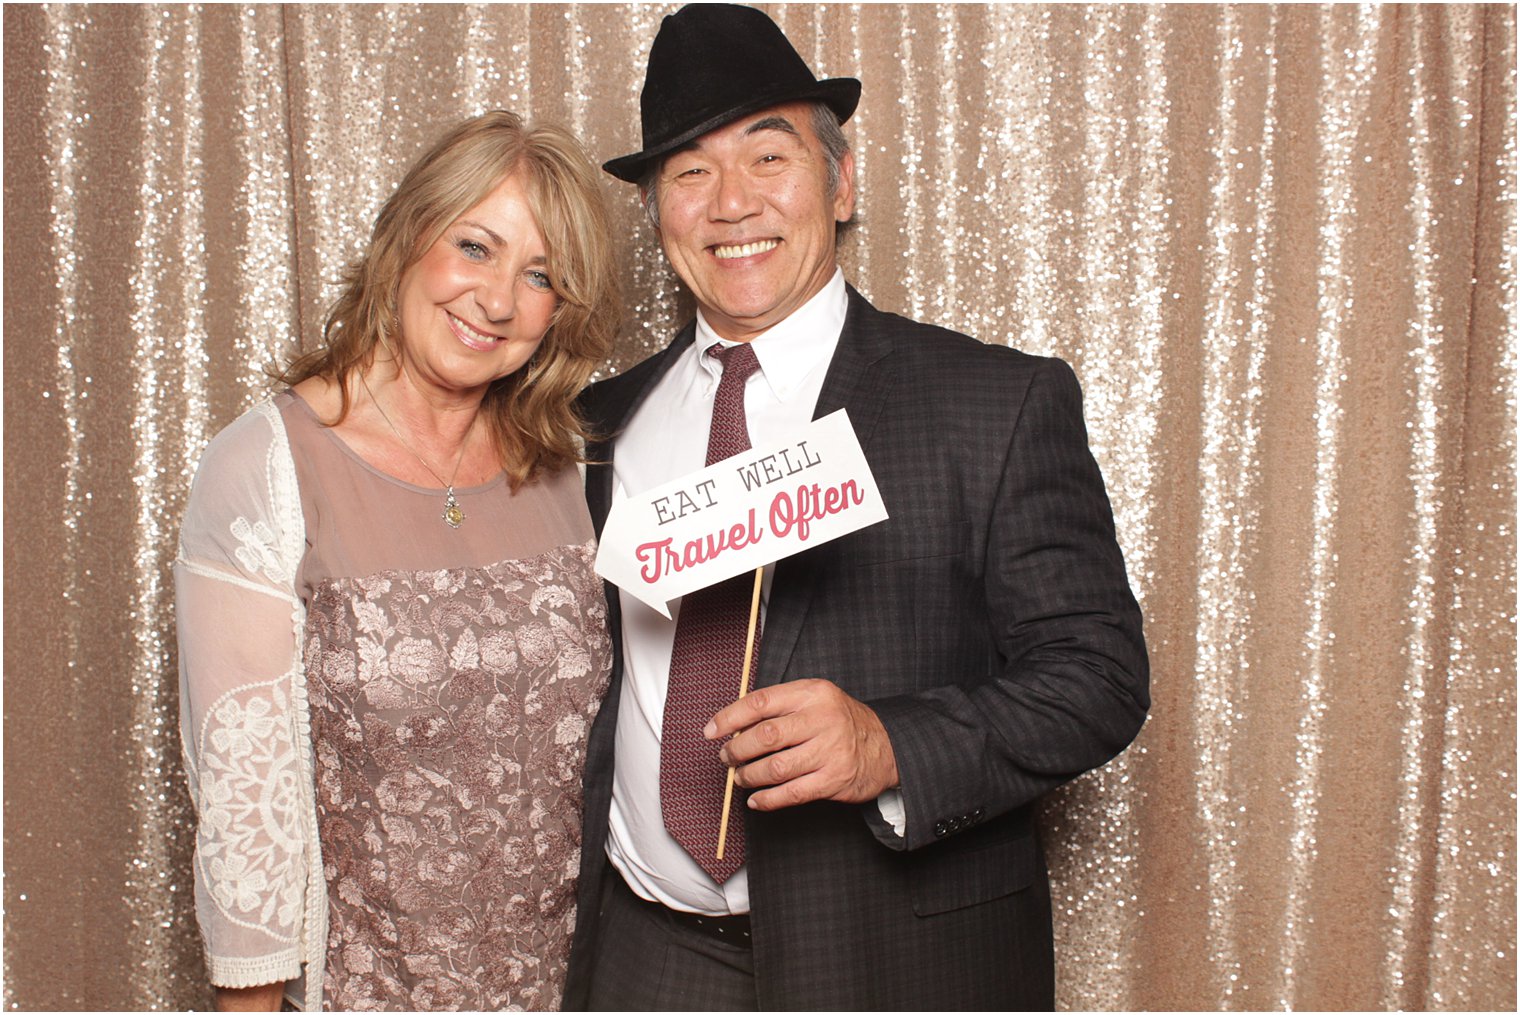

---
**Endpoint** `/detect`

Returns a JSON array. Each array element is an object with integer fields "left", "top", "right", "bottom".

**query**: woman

[{"left": 175, "top": 110, "right": 620, "bottom": 1011}]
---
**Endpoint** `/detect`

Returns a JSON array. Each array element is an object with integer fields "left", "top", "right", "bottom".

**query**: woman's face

[{"left": 393, "top": 172, "right": 558, "bottom": 401}]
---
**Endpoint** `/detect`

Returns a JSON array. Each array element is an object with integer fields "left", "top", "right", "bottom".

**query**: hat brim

[{"left": 602, "top": 77, "right": 861, "bottom": 184}]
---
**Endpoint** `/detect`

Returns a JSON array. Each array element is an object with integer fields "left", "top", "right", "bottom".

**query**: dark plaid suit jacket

[{"left": 564, "top": 287, "right": 1149, "bottom": 1010}]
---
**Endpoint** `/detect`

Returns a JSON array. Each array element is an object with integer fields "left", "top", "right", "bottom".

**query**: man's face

[{"left": 648, "top": 102, "right": 855, "bottom": 343}]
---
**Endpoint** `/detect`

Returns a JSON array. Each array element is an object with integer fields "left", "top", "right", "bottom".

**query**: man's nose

[{"left": 710, "top": 169, "right": 762, "bottom": 221}]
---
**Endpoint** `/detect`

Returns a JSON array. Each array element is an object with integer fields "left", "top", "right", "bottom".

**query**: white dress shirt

[{"left": 605, "top": 270, "right": 904, "bottom": 915}]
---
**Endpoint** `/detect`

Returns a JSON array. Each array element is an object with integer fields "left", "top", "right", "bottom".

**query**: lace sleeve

[{"left": 175, "top": 401, "right": 312, "bottom": 990}]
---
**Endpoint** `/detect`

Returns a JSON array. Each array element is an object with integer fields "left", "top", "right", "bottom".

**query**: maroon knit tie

[{"left": 662, "top": 342, "right": 762, "bottom": 883}]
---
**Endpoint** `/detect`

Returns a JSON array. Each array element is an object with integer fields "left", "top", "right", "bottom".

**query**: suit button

[
  {"left": 973, "top": 808, "right": 984, "bottom": 820},
  {"left": 934, "top": 821, "right": 948, "bottom": 837}
]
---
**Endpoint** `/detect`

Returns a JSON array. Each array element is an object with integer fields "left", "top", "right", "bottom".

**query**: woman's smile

[{"left": 446, "top": 311, "right": 506, "bottom": 351}]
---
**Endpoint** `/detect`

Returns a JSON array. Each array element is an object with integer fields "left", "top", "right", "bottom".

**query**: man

[{"left": 566, "top": 5, "right": 1149, "bottom": 1009}]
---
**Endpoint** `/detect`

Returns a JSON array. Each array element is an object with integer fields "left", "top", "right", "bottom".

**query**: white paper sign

[{"left": 595, "top": 409, "right": 889, "bottom": 617}]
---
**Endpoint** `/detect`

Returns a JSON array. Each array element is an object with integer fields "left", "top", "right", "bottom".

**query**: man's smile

[{"left": 712, "top": 239, "right": 780, "bottom": 260}]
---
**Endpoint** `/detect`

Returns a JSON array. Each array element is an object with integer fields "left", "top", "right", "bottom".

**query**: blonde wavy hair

[{"left": 280, "top": 110, "right": 621, "bottom": 489}]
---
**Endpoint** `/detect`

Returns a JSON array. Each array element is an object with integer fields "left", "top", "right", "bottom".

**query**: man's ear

[{"left": 833, "top": 150, "right": 856, "bottom": 223}]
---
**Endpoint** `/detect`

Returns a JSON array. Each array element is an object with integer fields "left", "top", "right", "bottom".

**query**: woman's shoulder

[
  {"left": 181, "top": 392, "right": 307, "bottom": 570},
  {"left": 194, "top": 398, "right": 291, "bottom": 474},
  {"left": 288, "top": 374, "right": 342, "bottom": 422},
  {"left": 511, "top": 459, "right": 594, "bottom": 544},
  {"left": 529, "top": 455, "right": 591, "bottom": 501},
  {"left": 187, "top": 393, "right": 299, "bottom": 506},
  {"left": 201, "top": 395, "right": 288, "bottom": 460}
]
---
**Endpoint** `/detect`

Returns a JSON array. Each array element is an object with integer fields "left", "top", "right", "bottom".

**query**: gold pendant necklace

[
  {"left": 359, "top": 373, "right": 471, "bottom": 529},
  {"left": 441, "top": 490, "right": 465, "bottom": 529}
]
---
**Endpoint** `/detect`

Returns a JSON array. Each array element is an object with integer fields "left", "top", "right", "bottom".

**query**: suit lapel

[
  {"left": 586, "top": 323, "right": 697, "bottom": 535},
  {"left": 812, "top": 286, "right": 895, "bottom": 434},
  {"left": 582, "top": 324, "right": 699, "bottom": 822},
  {"left": 757, "top": 287, "right": 895, "bottom": 686}
]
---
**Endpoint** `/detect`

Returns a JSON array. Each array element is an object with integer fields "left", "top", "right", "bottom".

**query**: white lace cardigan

[{"left": 175, "top": 399, "right": 326, "bottom": 1011}]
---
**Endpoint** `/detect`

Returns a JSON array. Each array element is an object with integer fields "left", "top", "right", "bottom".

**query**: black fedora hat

[{"left": 602, "top": 4, "right": 860, "bottom": 183}]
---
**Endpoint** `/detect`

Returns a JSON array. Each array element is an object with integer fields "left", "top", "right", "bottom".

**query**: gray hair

[{"left": 639, "top": 101, "right": 850, "bottom": 230}]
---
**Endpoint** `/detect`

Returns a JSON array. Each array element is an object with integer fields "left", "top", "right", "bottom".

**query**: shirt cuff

[{"left": 876, "top": 788, "right": 906, "bottom": 838}]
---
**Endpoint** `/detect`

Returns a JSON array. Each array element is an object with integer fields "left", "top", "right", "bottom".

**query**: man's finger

[
  {"left": 704, "top": 680, "right": 816, "bottom": 739},
  {"left": 730, "top": 741, "right": 821, "bottom": 789},
  {"left": 720, "top": 713, "right": 809, "bottom": 766},
  {"left": 744, "top": 770, "right": 835, "bottom": 811}
]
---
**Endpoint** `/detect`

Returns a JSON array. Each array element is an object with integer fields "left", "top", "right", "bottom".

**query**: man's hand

[{"left": 704, "top": 678, "right": 899, "bottom": 810}]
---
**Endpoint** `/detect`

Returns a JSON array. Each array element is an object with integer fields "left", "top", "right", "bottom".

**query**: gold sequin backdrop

[{"left": 2, "top": 3, "right": 1514, "bottom": 1010}]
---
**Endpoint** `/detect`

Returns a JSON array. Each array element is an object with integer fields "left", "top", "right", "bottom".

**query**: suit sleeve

[{"left": 867, "top": 357, "right": 1149, "bottom": 851}]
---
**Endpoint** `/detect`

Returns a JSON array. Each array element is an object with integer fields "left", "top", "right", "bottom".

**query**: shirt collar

[{"left": 693, "top": 268, "right": 847, "bottom": 402}]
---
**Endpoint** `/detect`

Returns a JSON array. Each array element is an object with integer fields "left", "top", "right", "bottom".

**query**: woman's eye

[
  {"left": 525, "top": 270, "right": 553, "bottom": 292},
  {"left": 457, "top": 239, "right": 488, "bottom": 260}
]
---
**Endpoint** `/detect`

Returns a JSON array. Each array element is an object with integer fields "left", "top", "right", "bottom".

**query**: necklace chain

[{"left": 358, "top": 372, "right": 470, "bottom": 529}]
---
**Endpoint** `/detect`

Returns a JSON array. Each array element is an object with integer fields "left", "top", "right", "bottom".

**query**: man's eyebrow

[
  {"left": 743, "top": 115, "right": 801, "bottom": 139},
  {"left": 662, "top": 116, "right": 801, "bottom": 173},
  {"left": 668, "top": 117, "right": 800, "bottom": 162}
]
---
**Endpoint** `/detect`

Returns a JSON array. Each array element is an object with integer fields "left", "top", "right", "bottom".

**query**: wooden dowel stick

[{"left": 716, "top": 565, "right": 766, "bottom": 861}]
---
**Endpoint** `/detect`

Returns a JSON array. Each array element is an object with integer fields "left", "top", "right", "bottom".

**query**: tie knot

[{"left": 708, "top": 342, "right": 760, "bottom": 384}]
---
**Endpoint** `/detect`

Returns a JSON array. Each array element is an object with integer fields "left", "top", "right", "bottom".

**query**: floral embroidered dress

[{"left": 176, "top": 391, "right": 611, "bottom": 1010}]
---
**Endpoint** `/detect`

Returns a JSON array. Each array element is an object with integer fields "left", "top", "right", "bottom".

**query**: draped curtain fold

[{"left": 3, "top": 4, "right": 1513, "bottom": 1010}]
